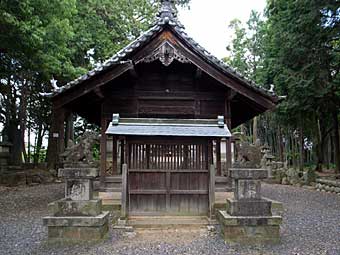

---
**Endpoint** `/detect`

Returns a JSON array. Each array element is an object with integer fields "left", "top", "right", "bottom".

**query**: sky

[{"left": 178, "top": 0, "right": 267, "bottom": 59}]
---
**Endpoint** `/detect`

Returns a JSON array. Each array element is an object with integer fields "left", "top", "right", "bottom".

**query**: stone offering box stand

[
  {"left": 43, "top": 164, "right": 109, "bottom": 241},
  {"left": 217, "top": 168, "right": 282, "bottom": 244}
]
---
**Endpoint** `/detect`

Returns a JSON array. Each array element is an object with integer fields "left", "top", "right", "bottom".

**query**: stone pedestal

[
  {"left": 0, "top": 142, "right": 12, "bottom": 174},
  {"left": 43, "top": 164, "right": 109, "bottom": 241},
  {"left": 217, "top": 168, "right": 282, "bottom": 244}
]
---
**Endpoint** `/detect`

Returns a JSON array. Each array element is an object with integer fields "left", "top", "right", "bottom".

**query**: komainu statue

[
  {"left": 60, "top": 131, "right": 100, "bottom": 167},
  {"left": 233, "top": 139, "right": 263, "bottom": 168}
]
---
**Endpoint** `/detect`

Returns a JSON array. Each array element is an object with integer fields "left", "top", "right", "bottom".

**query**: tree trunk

[
  {"left": 20, "top": 82, "right": 28, "bottom": 163},
  {"left": 34, "top": 123, "right": 43, "bottom": 164},
  {"left": 299, "top": 126, "right": 304, "bottom": 171},
  {"left": 315, "top": 116, "right": 323, "bottom": 171},
  {"left": 332, "top": 110, "right": 340, "bottom": 174}
]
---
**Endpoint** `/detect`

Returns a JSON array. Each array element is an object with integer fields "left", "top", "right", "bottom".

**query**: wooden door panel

[
  {"left": 130, "top": 194, "right": 166, "bottom": 213},
  {"left": 128, "top": 139, "right": 209, "bottom": 216},
  {"left": 170, "top": 195, "right": 208, "bottom": 215}
]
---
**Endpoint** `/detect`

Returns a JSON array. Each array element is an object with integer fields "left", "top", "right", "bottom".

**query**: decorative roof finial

[{"left": 158, "top": 0, "right": 176, "bottom": 19}]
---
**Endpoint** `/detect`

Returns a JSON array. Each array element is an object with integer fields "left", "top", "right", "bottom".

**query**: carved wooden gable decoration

[{"left": 141, "top": 41, "right": 190, "bottom": 66}]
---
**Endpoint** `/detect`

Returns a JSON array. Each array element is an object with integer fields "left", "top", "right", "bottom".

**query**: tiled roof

[
  {"left": 105, "top": 115, "right": 232, "bottom": 138},
  {"left": 48, "top": 0, "right": 276, "bottom": 100}
]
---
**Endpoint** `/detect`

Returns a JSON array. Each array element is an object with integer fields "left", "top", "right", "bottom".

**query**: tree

[
  {"left": 225, "top": 1, "right": 340, "bottom": 172},
  {"left": 1, "top": 0, "right": 191, "bottom": 165}
]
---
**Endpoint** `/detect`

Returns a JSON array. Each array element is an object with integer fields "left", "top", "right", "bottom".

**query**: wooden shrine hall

[{"left": 47, "top": 0, "right": 278, "bottom": 218}]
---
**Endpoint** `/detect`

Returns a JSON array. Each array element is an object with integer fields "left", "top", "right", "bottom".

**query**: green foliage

[
  {"left": 225, "top": 0, "right": 340, "bottom": 170},
  {"left": 0, "top": 0, "right": 191, "bottom": 163}
]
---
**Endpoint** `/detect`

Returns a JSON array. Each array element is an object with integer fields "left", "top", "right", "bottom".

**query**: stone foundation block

[
  {"left": 226, "top": 198, "right": 272, "bottom": 216},
  {"left": 44, "top": 211, "right": 109, "bottom": 241},
  {"left": 43, "top": 211, "right": 109, "bottom": 227},
  {"left": 48, "top": 199, "right": 102, "bottom": 216},
  {"left": 217, "top": 210, "right": 281, "bottom": 244},
  {"left": 47, "top": 224, "right": 109, "bottom": 240}
]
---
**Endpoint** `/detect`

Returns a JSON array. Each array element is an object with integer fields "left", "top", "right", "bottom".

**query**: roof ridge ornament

[{"left": 158, "top": 0, "right": 176, "bottom": 20}]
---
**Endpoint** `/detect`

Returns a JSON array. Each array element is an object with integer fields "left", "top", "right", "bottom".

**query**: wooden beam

[
  {"left": 227, "top": 89, "right": 237, "bottom": 101},
  {"left": 195, "top": 67, "right": 202, "bottom": 79},
  {"left": 129, "top": 62, "right": 138, "bottom": 79},
  {"left": 94, "top": 87, "right": 104, "bottom": 99}
]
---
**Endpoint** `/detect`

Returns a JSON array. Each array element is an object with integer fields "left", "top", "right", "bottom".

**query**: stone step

[
  {"left": 215, "top": 187, "right": 231, "bottom": 192},
  {"left": 128, "top": 216, "right": 210, "bottom": 229},
  {"left": 104, "top": 176, "right": 122, "bottom": 183},
  {"left": 215, "top": 176, "right": 229, "bottom": 183},
  {"left": 98, "top": 191, "right": 121, "bottom": 200},
  {"left": 102, "top": 187, "right": 122, "bottom": 192}
]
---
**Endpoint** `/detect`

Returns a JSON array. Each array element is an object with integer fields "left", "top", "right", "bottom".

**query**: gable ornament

[{"left": 141, "top": 41, "right": 190, "bottom": 66}]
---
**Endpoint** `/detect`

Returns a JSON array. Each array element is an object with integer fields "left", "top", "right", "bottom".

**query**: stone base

[
  {"left": 217, "top": 210, "right": 281, "bottom": 244},
  {"left": 43, "top": 211, "right": 110, "bottom": 241},
  {"left": 226, "top": 198, "right": 272, "bottom": 216},
  {"left": 48, "top": 199, "right": 102, "bottom": 216}
]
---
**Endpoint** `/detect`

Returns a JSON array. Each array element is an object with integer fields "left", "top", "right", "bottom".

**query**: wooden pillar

[
  {"left": 112, "top": 136, "right": 117, "bottom": 175},
  {"left": 146, "top": 144, "right": 150, "bottom": 169},
  {"left": 47, "top": 106, "right": 66, "bottom": 169},
  {"left": 121, "top": 163, "right": 128, "bottom": 218},
  {"left": 100, "top": 118, "right": 107, "bottom": 185},
  {"left": 65, "top": 112, "right": 74, "bottom": 147},
  {"left": 207, "top": 139, "right": 213, "bottom": 165},
  {"left": 225, "top": 93, "right": 232, "bottom": 176},
  {"left": 120, "top": 138, "right": 125, "bottom": 173},
  {"left": 209, "top": 164, "right": 215, "bottom": 219},
  {"left": 216, "top": 139, "right": 221, "bottom": 176},
  {"left": 183, "top": 145, "right": 189, "bottom": 169}
]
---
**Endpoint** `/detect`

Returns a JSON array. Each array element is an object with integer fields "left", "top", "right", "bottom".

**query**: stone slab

[
  {"left": 48, "top": 199, "right": 102, "bottom": 217},
  {"left": 230, "top": 168, "right": 268, "bottom": 180},
  {"left": 58, "top": 168, "right": 99, "bottom": 178},
  {"left": 43, "top": 211, "right": 109, "bottom": 227},
  {"left": 226, "top": 198, "right": 272, "bottom": 216}
]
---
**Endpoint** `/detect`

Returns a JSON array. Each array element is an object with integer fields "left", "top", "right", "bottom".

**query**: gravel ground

[{"left": 0, "top": 183, "right": 339, "bottom": 255}]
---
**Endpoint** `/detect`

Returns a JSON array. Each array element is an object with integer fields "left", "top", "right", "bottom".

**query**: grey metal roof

[
  {"left": 48, "top": 0, "right": 276, "bottom": 101},
  {"left": 105, "top": 116, "right": 231, "bottom": 138}
]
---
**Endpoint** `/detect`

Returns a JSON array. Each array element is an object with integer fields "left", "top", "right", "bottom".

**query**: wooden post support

[
  {"left": 209, "top": 164, "right": 215, "bottom": 219},
  {"left": 121, "top": 163, "right": 128, "bottom": 219},
  {"left": 225, "top": 91, "right": 232, "bottom": 176},
  {"left": 100, "top": 118, "right": 107, "bottom": 185},
  {"left": 46, "top": 106, "right": 66, "bottom": 169},
  {"left": 226, "top": 138, "right": 232, "bottom": 176},
  {"left": 65, "top": 112, "right": 74, "bottom": 146},
  {"left": 216, "top": 139, "right": 221, "bottom": 176},
  {"left": 112, "top": 136, "right": 117, "bottom": 175}
]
